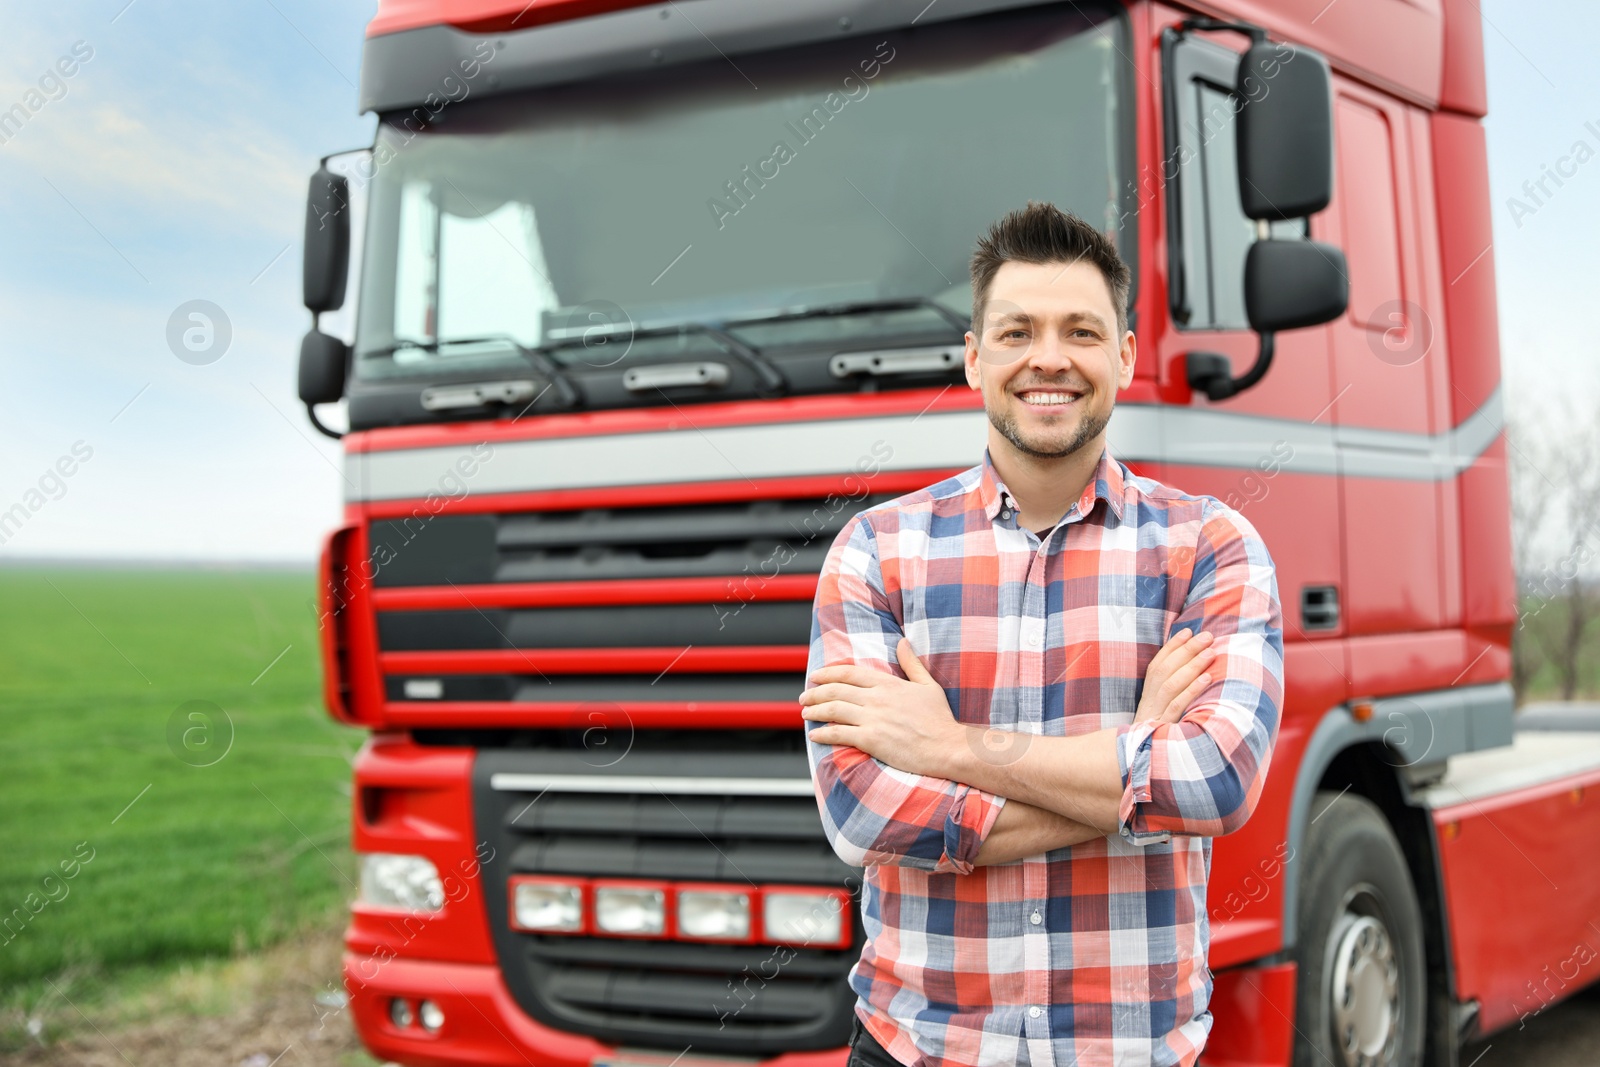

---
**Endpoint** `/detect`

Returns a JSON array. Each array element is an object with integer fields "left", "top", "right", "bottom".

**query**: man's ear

[
  {"left": 964, "top": 330, "right": 982, "bottom": 392},
  {"left": 1117, "top": 329, "right": 1137, "bottom": 389}
]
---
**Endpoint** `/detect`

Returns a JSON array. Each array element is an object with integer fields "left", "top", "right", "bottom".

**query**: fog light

[
  {"left": 360, "top": 854, "right": 444, "bottom": 911},
  {"left": 389, "top": 997, "right": 414, "bottom": 1028},
  {"left": 764, "top": 890, "right": 845, "bottom": 946},
  {"left": 418, "top": 999, "right": 444, "bottom": 1032},
  {"left": 510, "top": 878, "right": 582, "bottom": 932},
  {"left": 678, "top": 889, "right": 751, "bottom": 940},
  {"left": 595, "top": 885, "right": 665, "bottom": 936}
]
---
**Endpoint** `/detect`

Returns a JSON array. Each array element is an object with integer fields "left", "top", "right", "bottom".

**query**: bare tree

[
  {"left": 1506, "top": 409, "right": 1555, "bottom": 702},
  {"left": 1551, "top": 421, "right": 1600, "bottom": 700},
  {"left": 1512, "top": 398, "right": 1600, "bottom": 701}
]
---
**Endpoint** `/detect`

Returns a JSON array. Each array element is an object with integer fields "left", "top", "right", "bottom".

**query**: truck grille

[
  {"left": 472, "top": 739, "right": 862, "bottom": 1054},
  {"left": 368, "top": 494, "right": 897, "bottom": 588},
  {"left": 368, "top": 492, "right": 898, "bottom": 724},
  {"left": 374, "top": 494, "right": 888, "bottom": 1051}
]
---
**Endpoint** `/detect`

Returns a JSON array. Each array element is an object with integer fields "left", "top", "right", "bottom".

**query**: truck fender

[{"left": 1280, "top": 680, "right": 1512, "bottom": 948}]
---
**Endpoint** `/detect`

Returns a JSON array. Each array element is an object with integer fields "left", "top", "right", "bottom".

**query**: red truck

[{"left": 296, "top": 2, "right": 1600, "bottom": 1065}]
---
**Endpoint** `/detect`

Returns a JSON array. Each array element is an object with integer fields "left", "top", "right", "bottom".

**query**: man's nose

[{"left": 1025, "top": 330, "right": 1074, "bottom": 373}]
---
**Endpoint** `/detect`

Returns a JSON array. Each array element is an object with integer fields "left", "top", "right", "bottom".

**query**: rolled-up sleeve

[
  {"left": 805, "top": 513, "right": 1006, "bottom": 874},
  {"left": 1114, "top": 501, "right": 1284, "bottom": 842}
]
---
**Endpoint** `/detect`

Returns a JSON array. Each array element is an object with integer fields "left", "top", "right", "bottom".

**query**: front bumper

[
  {"left": 344, "top": 952, "right": 851, "bottom": 1067},
  {"left": 346, "top": 955, "right": 1298, "bottom": 1067}
]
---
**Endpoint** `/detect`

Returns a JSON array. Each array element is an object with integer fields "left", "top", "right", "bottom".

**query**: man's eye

[{"left": 1001, "top": 329, "right": 1027, "bottom": 341}]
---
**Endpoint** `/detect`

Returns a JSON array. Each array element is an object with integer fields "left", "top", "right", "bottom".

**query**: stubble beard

[{"left": 988, "top": 392, "right": 1112, "bottom": 460}]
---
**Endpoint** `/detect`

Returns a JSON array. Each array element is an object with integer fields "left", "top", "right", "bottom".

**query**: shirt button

[
  {"left": 1029, "top": 1006, "right": 1043, "bottom": 1019},
  {"left": 1025, "top": 628, "right": 1043, "bottom": 649},
  {"left": 1030, "top": 910, "right": 1042, "bottom": 925}
]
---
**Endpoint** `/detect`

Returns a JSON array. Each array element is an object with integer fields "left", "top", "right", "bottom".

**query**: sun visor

[{"left": 360, "top": 0, "right": 1064, "bottom": 113}]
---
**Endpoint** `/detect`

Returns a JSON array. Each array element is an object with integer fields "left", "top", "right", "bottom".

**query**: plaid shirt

[{"left": 805, "top": 443, "right": 1284, "bottom": 1067}]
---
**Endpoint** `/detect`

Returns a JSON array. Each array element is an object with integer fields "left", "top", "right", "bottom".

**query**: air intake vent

[{"left": 474, "top": 744, "right": 861, "bottom": 1054}]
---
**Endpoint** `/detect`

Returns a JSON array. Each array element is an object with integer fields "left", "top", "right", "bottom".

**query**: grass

[
  {"left": 0, "top": 568, "right": 366, "bottom": 1021},
  {"left": 1515, "top": 590, "right": 1600, "bottom": 702}
]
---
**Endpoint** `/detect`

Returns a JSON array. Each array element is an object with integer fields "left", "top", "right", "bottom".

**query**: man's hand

[
  {"left": 800, "top": 639, "right": 962, "bottom": 778},
  {"left": 1134, "top": 629, "right": 1215, "bottom": 725},
  {"left": 802, "top": 628, "right": 1216, "bottom": 781}
]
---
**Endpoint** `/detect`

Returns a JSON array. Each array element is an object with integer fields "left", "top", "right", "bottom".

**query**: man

[{"left": 800, "top": 203, "right": 1284, "bottom": 1067}]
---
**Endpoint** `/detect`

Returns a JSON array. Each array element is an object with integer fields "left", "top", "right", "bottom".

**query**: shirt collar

[{"left": 979, "top": 443, "right": 1127, "bottom": 525}]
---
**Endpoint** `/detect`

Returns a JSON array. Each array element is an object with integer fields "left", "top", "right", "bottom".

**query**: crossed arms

[{"left": 801, "top": 504, "right": 1285, "bottom": 874}]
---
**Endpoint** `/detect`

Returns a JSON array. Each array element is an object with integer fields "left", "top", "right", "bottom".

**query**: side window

[{"left": 1166, "top": 37, "right": 1305, "bottom": 331}]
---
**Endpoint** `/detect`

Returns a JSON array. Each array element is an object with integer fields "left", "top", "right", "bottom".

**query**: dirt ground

[
  {"left": 5, "top": 925, "right": 1599, "bottom": 1067},
  {"left": 0, "top": 924, "right": 375, "bottom": 1067}
]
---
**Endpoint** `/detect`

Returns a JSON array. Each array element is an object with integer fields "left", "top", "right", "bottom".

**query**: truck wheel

[{"left": 1292, "top": 791, "right": 1426, "bottom": 1067}]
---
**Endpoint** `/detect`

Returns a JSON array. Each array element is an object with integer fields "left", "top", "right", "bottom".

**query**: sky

[
  {"left": 1478, "top": 2, "right": 1600, "bottom": 423},
  {"left": 0, "top": 0, "right": 374, "bottom": 564},
  {"left": 0, "top": 0, "right": 1595, "bottom": 565}
]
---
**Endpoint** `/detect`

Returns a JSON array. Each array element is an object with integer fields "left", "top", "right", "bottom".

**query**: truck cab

[{"left": 301, "top": 2, "right": 1600, "bottom": 1065}]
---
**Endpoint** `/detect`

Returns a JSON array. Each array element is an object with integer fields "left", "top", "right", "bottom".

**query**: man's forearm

[
  {"left": 810, "top": 739, "right": 1008, "bottom": 874},
  {"left": 940, "top": 727, "right": 1127, "bottom": 834},
  {"left": 973, "top": 798, "right": 1105, "bottom": 865}
]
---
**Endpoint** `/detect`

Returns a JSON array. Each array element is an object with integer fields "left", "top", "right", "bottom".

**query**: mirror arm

[
  {"left": 1175, "top": 17, "right": 1266, "bottom": 44},
  {"left": 305, "top": 404, "right": 344, "bottom": 440},
  {"left": 1184, "top": 331, "right": 1276, "bottom": 402},
  {"left": 301, "top": 310, "right": 347, "bottom": 439}
]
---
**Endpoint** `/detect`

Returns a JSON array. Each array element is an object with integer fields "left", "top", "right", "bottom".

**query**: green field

[{"left": 0, "top": 567, "right": 364, "bottom": 998}]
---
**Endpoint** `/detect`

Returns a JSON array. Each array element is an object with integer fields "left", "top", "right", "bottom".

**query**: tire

[{"left": 1291, "top": 791, "right": 1427, "bottom": 1067}]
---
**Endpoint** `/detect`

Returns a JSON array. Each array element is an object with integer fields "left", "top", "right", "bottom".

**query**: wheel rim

[{"left": 1326, "top": 888, "right": 1402, "bottom": 1067}]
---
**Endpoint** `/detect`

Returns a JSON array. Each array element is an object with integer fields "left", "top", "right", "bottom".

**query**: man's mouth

[{"left": 1016, "top": 389, "right": 1084, "bottom": 410}]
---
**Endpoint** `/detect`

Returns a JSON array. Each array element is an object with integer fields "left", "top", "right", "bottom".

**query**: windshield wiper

[
  {"left": 724, "top": 296, "right": 970, "bottom": 336},
  {"left": 577, "top": 298, "right": 964, "bottom": 396},
  {"left": 366, "top": 336, "right": 583, "bottom": 409},
  {"left": 551, "top": 320, "right": 788, "bottom": 398},
  {"left": 664, "top": 322, "right": 787, "bottom": 397},
  {"left": 364, "top": 298, "right": 964, "bottom": 409}
]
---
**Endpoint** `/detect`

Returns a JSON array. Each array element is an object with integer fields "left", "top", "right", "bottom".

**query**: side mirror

[
  {"left": 1188, "top": 240, "right": 1348, "bottom": 401},
  {"left": 1179, "top": 23, "right": 1344, "bottom": 403},
  {"left": 303, "top": 166, "right": 351, "bottom": 313},
  {"left": 299, "top": 330, "right": 349, "bottom": 439},
  {"left": 1244, "top": 239, "right": 1349, "bottom": 332},
  {"left": 1235, "top": 41, "right": 1333, "bottom": 219}
]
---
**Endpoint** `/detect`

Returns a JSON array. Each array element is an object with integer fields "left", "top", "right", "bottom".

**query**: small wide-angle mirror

[
  {"left": 297, "top": 329, "right": 350, "bottom": 440},
  {"left": 298, "top": 329, "right": 349, "bottom": 408},
  {"left": 1243, "top": 239, "right": 1349, "bottom": 332}
]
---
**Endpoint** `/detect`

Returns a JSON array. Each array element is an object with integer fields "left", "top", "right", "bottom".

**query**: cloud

[{"left": 3, "top": 99, "right": 309, "bottom": 240}]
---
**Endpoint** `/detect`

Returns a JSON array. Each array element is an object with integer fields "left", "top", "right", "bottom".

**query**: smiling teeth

[{"left": 1021, "top": 392, "right": 1079, "bottom": 404}]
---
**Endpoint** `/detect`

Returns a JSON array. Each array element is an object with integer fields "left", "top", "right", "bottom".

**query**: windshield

[{"left": 353, "top": 1, "right": 1133, "bottom": 381}]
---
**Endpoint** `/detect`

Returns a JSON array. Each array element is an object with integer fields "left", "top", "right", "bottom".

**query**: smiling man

[{"left": 801, "top": 203, "right": 1285, "bottom": 1067}]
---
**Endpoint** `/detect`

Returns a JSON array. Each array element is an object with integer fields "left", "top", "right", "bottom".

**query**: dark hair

[{"left": 969, "top": 202, "right": 1131, "bottom": 338}]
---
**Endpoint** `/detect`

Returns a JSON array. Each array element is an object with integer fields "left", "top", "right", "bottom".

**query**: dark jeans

[
  {"left": 846, "top": 1015, "right": 906, "bottom": 1067},
  {"left": 847, "top": 1015, "right": 1033, "bottom": 1067}
]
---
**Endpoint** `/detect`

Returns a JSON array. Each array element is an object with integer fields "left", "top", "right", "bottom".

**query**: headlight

[
  {"left": 359, "top": 853, "right": 444, "bottom": 911},
  {"left": 678, "top": 888, "right": 751, "bottom": 940},
  {"left": 510, "top": 878, "right": 583, "bottom": 932},
  {"left": 764, "top": 889, "right": 846, "bottom": 947},
  {"left": 595, "top": 884, "right": 665, "bottom": 936}
]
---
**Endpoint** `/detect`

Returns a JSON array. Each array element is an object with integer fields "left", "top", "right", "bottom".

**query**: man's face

[{"left": 963, "top": 259, "right": 1136, "bottom": 460}]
